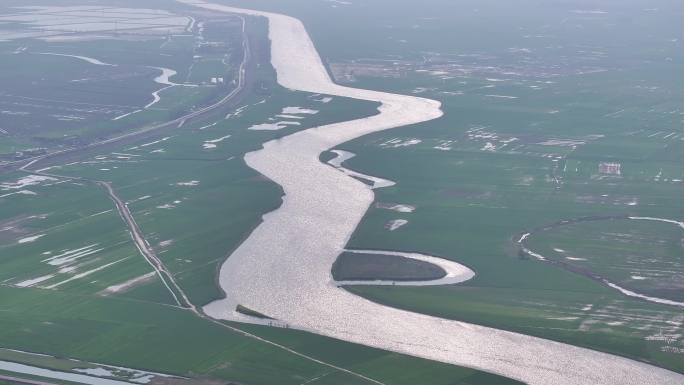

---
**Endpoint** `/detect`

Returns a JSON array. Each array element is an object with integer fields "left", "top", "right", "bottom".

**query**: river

[{"left": 177, "top": 1, "right": 684, "bottom": 384}]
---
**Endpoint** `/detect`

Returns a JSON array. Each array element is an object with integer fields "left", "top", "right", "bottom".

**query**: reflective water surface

[{"left": 179, "top": 1, "right": 684, "bottom": 384}]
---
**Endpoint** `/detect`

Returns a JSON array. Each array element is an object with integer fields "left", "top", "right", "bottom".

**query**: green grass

[
  {"left": 0, "top": 12, "right": 243, "bottom": 154},
  {"left": 0, "top": 286, "right": 330, "bottom": 384},
  {"left": 327, "top": 68, "right": 684, "bottom": 373},
  {"left": 525, "top": 218, "right": 684, "bottom": 301},
  {"left": 332, "top": 252, "right": 445, "bottom": 281},
  {"left": 186, "top": 59, "right": 233, "bottom": 84}
]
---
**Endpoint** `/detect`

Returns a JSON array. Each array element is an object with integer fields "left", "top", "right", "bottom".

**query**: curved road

[{"left": 179, "top": 1, "right": 684, "bottom": 384}]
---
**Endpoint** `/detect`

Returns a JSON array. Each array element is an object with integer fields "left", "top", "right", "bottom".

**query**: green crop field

[
  {"left": 333, "top": 251, "right": 446, "bottom": 282},
  {"left": 525, "top": 218, "right": 684, "bottom": 302},
  {"left": 0, "top": 285, "right": 523, "bottom": 385}
]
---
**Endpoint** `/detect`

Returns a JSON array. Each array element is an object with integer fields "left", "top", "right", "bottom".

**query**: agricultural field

[
  {"left": 0, "top": 285, "right": 521, "bottom": 385},
  {"left": 332, "top": 251, "right": 446, "bottom": 282},
  {"left": 0, "top": 2, "right": 241, "bottom": 159},
  {"left": 524, "top": 218, "right": 684, "bottom": 302}
]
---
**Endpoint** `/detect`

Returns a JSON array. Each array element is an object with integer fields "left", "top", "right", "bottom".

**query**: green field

[
  {"left": 334, "top": 84, "right": 684, "bottom": 372},
  {"left": 525, "top": 218, "right": 684, "bottom": 301},
  {"left": 333, "top": 252, "right": 445, "bottom": 282},
  {"left": 0, "top": 8, "right": 242, "bottom": 157},
  {"left": 0, "top": 286, "right": 522, "bottom": 385}
]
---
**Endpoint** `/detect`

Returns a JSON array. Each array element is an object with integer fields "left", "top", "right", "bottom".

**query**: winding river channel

[{"left": 179, "top": 1, "right": 684, "bottom": 384}]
